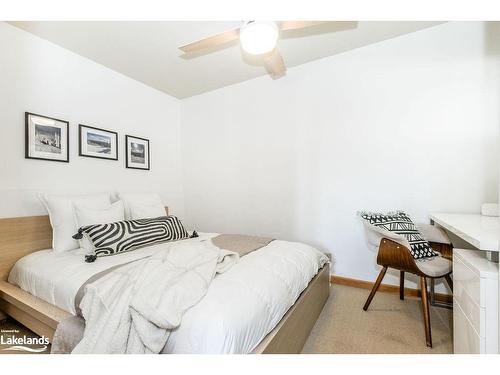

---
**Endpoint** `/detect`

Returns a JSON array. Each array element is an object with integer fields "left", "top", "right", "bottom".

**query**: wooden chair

[{"left": 362, "top": 225, "right": 453, "bottom": 348}]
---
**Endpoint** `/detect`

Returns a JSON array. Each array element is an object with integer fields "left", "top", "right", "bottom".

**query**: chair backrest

[
  {"left": 362, "top": 221, "right": 411, "bottom": 253},
  {"left": 362, "top": 220, "right": 452, "bottom": 262},
  {"left": 415, "top": 223, "right": 451, "bottom": 245}
]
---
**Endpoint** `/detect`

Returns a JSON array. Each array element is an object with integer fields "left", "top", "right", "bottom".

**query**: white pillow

[
  {"left": 118, "top": 192, "right": 164, "bottom": 220},
  {"left": 74, "top": 200, "right": 125, "bottom": 254},
  {"left": 39, "top": 192, "right": 112, "bottom": 253},
  {"left": 129, "top": 202, "right": 166, "bottom": 219},
  {"left": 74, "top": 200, "right": 125, "bottom": 228}
]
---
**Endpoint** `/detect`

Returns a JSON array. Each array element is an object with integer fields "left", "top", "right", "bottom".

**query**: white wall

[
  {"left": 180, "top": 22, "right": 500, "bottom": 289},
  {"left": 1, "top": 21, "right": 498, "bottom": 291},
  {"left": 0, "top": 22, "right": 185, "bottom": 218}
]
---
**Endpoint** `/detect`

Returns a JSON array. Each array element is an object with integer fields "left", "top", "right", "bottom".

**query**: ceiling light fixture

[{"left": 239, "top": 21, "right": 279, "bottom": 55}]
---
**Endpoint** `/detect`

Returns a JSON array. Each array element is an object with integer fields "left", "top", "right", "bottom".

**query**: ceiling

[{"left": 9, "top": 21, "right": 444, "bottom": 99}]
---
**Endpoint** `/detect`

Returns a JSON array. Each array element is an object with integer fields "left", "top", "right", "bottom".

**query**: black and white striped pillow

[
  {"left": 360, "top": 211, "right": 438, "bottom": 260},
  {"left": 73, "top": 215, "right": 189, "bottom": 260}
]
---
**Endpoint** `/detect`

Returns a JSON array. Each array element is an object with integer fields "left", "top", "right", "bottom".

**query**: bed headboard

[
  {"left": 0, "top": 207, "right": 169, "bottom": 281},
  {"left": 0, "top": 215, "right": 52, "bottom": 281}
]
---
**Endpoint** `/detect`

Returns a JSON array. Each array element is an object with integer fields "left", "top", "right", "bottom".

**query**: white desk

[
  {"left": 430, "top": 213, "right": 499, "bottom": 353},
  {"left": 430, "top": 213, "right": 499, "bottom": 261},
  {"left": 453, "top": 249, "right": 498, "bottom": 353}
]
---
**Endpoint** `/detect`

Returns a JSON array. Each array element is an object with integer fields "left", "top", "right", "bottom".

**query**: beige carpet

[{"left": 302, "top": 284, "right": 453, "bottom": 354}]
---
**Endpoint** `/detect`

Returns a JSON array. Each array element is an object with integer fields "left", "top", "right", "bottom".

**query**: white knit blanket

[{"left": 72, "top": 240, "right": 238, "bottom": 354}]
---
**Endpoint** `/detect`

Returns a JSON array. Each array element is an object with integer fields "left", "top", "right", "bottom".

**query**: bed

[{"left": 0, "top": 210, "right": 330, "bottom": 354}]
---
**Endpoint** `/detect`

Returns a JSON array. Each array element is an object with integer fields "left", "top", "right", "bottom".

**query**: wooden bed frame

[{"left": 0, "top": 210, "right": 330, "bottom": 354}]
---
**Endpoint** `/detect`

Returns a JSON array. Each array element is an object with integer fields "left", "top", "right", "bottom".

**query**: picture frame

[
  {"left": 79, "top": 124, "right": 118, "bottom": 160},
  {"left": 25, "top": 112, "right": 69, "bottom": 163},
  {"left": 125, "top": 135, "right": 150, "bottom": 170}
]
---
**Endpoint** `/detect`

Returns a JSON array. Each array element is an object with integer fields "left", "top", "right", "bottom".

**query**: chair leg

[
  {"left": 420, "top": 276, "right": 432, "bottom": 348},
  {"left": 363, "top": 266, "right": 387, "bottom": 311},
  {"left": 444, "top": 274, "right": 453, "bottom": 292},
  {"left": 400, "top": 271, "right": 405, "bottom": 300}
]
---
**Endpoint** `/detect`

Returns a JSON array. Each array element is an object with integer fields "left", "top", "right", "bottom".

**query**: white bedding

[{"left": 8, "top": 233, "right": 328, "bottom": 354}]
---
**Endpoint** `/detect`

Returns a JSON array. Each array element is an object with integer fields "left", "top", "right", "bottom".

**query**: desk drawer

[
  {"left": 454, "top": 299, "right": 483, "bottom": 354},
  {"left": 453, "top": 290, "right": 483, "bottom": 336},
  {"left": 453, "top": 255, "right": 481, "bottom": 307}
]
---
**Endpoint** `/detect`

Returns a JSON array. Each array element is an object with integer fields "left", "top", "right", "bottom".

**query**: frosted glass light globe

[{"left": 240, "top": 21, "right": 279, "bottom": 55}]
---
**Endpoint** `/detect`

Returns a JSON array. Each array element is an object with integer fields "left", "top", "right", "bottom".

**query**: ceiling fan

[{"left": 178, "top": 21, "right": 329, "bottom": 79}]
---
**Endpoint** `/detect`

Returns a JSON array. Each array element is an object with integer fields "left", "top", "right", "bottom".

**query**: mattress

[{"left": 8, "top": 233, "right": 328, "bottom": 353}]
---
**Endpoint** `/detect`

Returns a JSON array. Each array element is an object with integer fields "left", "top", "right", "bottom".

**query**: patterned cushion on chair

[{"left": 360, "top": 211, "right": 438, "bottom": 260}]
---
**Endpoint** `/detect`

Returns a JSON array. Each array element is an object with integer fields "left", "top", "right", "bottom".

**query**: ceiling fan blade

[
  {"left": 179, "top": 28, "right": 240, "bottom": 54},
  {"left": 279, "top": 21, "right": 326, "bottom": 31},
  {"left": 264, "top": 48, "right": 286, "bottom": 79}
]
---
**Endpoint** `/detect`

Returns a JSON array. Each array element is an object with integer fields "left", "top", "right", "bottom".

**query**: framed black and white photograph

[
  {"left": 25, "top": 112, "right": 69, "bottom": 163},
  {"left": 79, "top": 124, "right": 118, "bottom": 160},
  {"left": 125, "top": 135, "right": 150, "bottom": 170}
]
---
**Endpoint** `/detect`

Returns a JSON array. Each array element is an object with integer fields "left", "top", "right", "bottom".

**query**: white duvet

[{"left": 9, "top": 233, "right": 328, "bottom": 354}]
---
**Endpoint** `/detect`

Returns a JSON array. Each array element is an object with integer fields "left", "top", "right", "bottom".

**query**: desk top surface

[{"left": 429, "top": 213, "right": 499, "bottom": 252}]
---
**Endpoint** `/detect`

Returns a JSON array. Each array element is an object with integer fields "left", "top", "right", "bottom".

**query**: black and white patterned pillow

[
  {"left": 360, "top": 211, "right": 438, "bottom": 259},
  {"left": 73, "top": 215, "right": 189, "bottom": 260}
]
